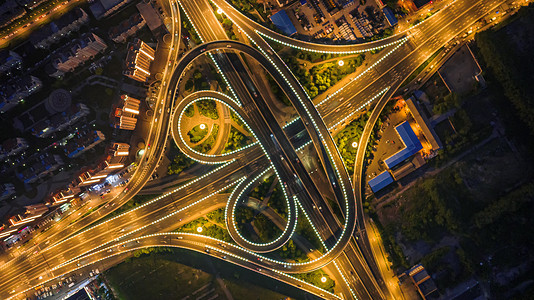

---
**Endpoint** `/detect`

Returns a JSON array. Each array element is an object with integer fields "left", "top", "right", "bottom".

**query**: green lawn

[
  {"left": 105, "top": 255, "right": 218, "bottom": 300},
  {"left": 223, "top": 279, "right": 289, "bottom": 300},
  {"left": 105, "top": 248, "right": 316, "bottom": 300}
]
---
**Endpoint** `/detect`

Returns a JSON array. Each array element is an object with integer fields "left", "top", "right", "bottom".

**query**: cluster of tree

[
  {"left": 185, "top": 69, "right": 210, "bottom": 91},
  {"left": 366, "top": 28, "right": 394, "bottom": 42},
  {"left": 295, "top": 212, "right": 324, "bottom": 253},
  {"left": 227, "top": 0, "right": 281, "bottom": 34},
  {"left": 294, "top": 270, "right": 335, "bottom": 293},
  {"left": 265, "top": 73, "right": 291, "bottom": 106},
  {"left": 206, "top": 208, "right": 225, "bottom": 225},
  {"left": 184, "top": 104, "right": 195, "bottom": 117},
  {"left": 267, "top": 185, "right": 288, "bottom": 218},
  {"left": 176, "top": 216, "right": 233, "bottom": 243},
  {"left": 433, "top": 92, "right": 460, "bottom": 115},
  {"left": 194, "top": 124, "right": 218, "bottom": 153},
  {"left": 473, "top": 181, "right": 534, "bottom": 229},
  {"left": 281, "top": 52, "right": 364, "bottom": 98},
  {"left": 131, "top": 247, "right": 173, "bottom": 258},
  {"left": 181, "top": 10, "right": 202, "bottom": 45},
  {"left": 230, "top": 111, "right": 247, "bottom": 129},
  {"left": 249, "top": 175, "right": 275, "bottom": 201},
  {"left": 277, "top": 239, "right": 307, "bottom": 261},
  {"left": 310, "top": 56, "right": 364, "bottom": 97},
  {"left": 196, "top": 99, "right": 219, "bottom": 120},
  {"left": 235, "top": 206, "right": 281, "bottom": 243},
  {"left": 398, "top": 169, "right": 466, "bottom": 242},
  {"left": 167, "top": 145, "right": 194, "bottom": 175},
  {"left": 475, "top": 4, "right": 534, "bottom": 135},
  {"left": 188, "top": 125, "right": 208, "bottom": 143},
  {"left": 222, "top": 127, "right": 249, "bottom": 153},
  {"left": 334, "top": 111, "right": 377, "bottom": 174},
  {"left": 248, "top": 175, "right": 288, "bottom": 218},
  {"left": 290, "top": 49, "right": 340, "bottom": 63},
  {"left": 434, "top": 108, "right": 490, "bottom": 166},
  {"left": 222, "top": 17, "right": 237, "bottom": 40}
]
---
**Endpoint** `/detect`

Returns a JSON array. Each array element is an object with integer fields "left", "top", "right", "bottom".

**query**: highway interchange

[{"left": 0, "top": 0, "right": 510, "bottom": 299}]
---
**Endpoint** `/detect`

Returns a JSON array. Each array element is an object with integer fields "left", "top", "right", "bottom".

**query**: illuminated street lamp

[
  {"left": 217, "top": 8, "right": 223, "bottom": 14},
  {"left": 338, "top": 60, "right": 344, "bottom": 67},
  {"left": 352, "top": 141, "right": 358, "bottom": 148},
  {"left": 199, "top": 123, "right": 207, "bottom": 130},
  {"left": 197, "top": 226, "right": 203, "bottom": 233},
  {"left": 321, "top": 276, "right": 327, "bottom": 283}
]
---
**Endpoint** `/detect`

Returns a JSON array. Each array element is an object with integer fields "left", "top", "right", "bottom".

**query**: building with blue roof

[
  {"left": 270, "top": 10, "right": 297, "bottom": 36},
  {"left": 383, "top": 7, "right": 398, "bottom": 26},
  {"left": 384, "top": 121, "right": 423, "bottom": 169},
  {"left": 368, "top": 171, "right": 394, "bottom": 193}
]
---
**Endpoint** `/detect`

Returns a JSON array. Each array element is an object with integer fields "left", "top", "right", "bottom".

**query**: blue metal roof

[
  {"left": 383, "top": 7, "right": 398, "bottom": 26},
  {"left": 368, "top": 171, "right": 394, "bottom": 193},
  {"left": 384, "top": 121, "right": 422, "bottom": 169},
  {"left": 270, "top": 10, "right": 297, "bottom": 36}
]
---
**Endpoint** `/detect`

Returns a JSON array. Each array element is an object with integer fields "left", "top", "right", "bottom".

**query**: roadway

[{"left": 0, "top": 0, "right": 508, "bottom": 298}]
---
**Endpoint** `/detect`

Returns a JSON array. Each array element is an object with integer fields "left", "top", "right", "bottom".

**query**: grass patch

[
  {"left": 193, "top": 124, "right": 219, "bottom": 153},
  {"left": 188, "top": 125, "right": 208, "bottom": 143}
]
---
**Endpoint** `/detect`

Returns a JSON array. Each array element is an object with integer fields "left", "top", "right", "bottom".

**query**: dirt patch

[{"left": 438, "top": 45, "right": 482, "bottom": 96}]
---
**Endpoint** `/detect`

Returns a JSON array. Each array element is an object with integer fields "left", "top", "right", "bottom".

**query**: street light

[
  {"left": 352, "top": 141, "right": 358, "bottom": 148},
  {"left": 217, "top": 8, "right": 223, "bottom": 14},
  {"left": 199, "top": 123, "right": 206, "bottom": 130},
  {"left": 338, "top": 60, "right": 344, "bottom": 67},
  {"left": 321, "top": 276, "right": 327, "bottom": 283},
  {"left": 197, "top": 226, "right": 203, "bottom": 233}
]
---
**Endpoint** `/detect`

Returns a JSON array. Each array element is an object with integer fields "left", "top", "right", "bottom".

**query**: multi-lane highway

[{"left": 0, "top": 0, "right": 510, "bottom": 299}]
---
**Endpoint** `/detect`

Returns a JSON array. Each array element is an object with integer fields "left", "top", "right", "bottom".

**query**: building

[
  {"left": 0, "top": 75, "right": 42, "bottom": 113},
  {"left": 368, "top": 171, "right": 394, "bottom": 193},
  {"left": 405, "top": 97, "right": 442, "bottom": 151},
  {"left": 64, "top": 130, "right": 106, "bottom": 158},
  {"left": 18, "top": 153, "right": 64, "bottom": 184},
  {"left": 384, "top": 121, "right": 423, "bottom": 169},
  {"left": 0, "top": 183, "right": 16, "bottom": 201},
  {"left": 0, "top": 224, "right": 18, "bottom": 239},
  {"left": 408, "top": 264, "right": 439, "bottom": 299},
  {"left": 123, "top": 39, "right": 155, "bottom": 82},
  {"left": 48, "top": 33, "right": 108, "bottom": 77},
  {"left": 112, "top": 95, "right": 140, "bottom": 130},
  {"left": 0, "top": 50, "right": 22, "bottom": 74},
  {"left": 0, "top": 138, "right": 29, "bottom": 160},
  {"left": 29, "top": 103, "right": 90, "bottom": 138},
  {"left": 109, "top": 13, "right": 146, "bottom": 43},
  {"left": 48, "top": 188, "right": 78, "bottom": 206},
  {"left": 0, "top": 0, "right": 25, "bottom": 27},
  {"left": 136, "top": 3, "right": 162, "bottom": 32},
  {"left": 73, "top": 171, "right": 105, "bottom": 187},
  {"left": 270, "top": 10, "right": 297, "bottom": 36},
  {"left": 29, "top": 8, "right": 89, "bottom": 49},
  {"left": 16, "top": 0, "right": 48, "bottom": 10},
  {"left": 90, "top": 0, "right": 132, "bottom": 20},
  {"left": 383, "top": 7, "right": 398, "bottom": 27},
  {"left": 8, "top": 204, "right": 48, "bottom": 227},
  {"left": 112, "top": 142, "right": 130, "bottom": 156}
]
